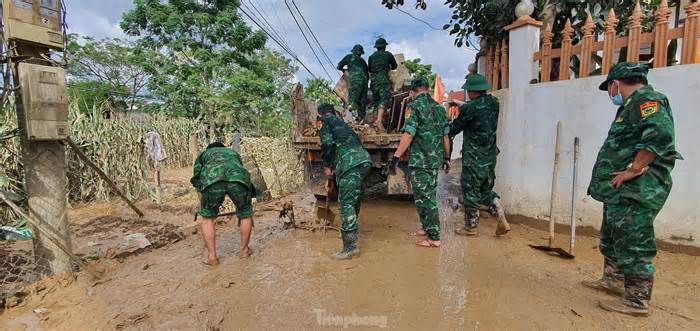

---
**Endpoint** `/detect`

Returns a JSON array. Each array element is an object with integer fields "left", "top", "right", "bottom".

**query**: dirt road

[{"left": 2, "top": 169, "right": 699, "bottom": 330}]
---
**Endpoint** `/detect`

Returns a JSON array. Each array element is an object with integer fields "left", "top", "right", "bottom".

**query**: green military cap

[
  {"left": 599, "top": 61, "right": 650, "bottom": 91},
  {"left": 461, "top": 73, "right": 491, "bottom": 91},
  {"left": 317, "top": 102, "right": 335, "bottom": 114},
  {"left": 351, "top": 44, "right": 364, "bottom": 55},
  {"left": 410, "top": 76, "right": 429, "bottom": 90},
  {"left": 374, "top": 38, "right": 388, "bottom": 48}
]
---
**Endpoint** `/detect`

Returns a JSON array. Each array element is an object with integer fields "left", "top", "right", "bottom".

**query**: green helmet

[
  {"left": 351, "top": 44, "right": 364, "bottom": 55},
  {"left": 410, "top": 76, "right": 429, "bottom": 90},
  {"left": 317, "top": 102, "right": 335, "bottom": 115},
  {"left": 461, "top": 73, "right": 491, "bottom": 92},
  {"left": 374, "top": 38, "right": 388, "bottom": 48},
  {"left": 599, "top": 61, "right": 650, "bottom": 91}
]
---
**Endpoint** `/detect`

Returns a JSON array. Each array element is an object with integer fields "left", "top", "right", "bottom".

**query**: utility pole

[{"left": 2, "top": 1, "right": 72, "bottom": 275}]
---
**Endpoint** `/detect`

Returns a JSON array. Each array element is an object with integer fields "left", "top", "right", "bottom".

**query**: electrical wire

[
  {"left": 283, "top": 0, "right": 334, "bottom": 81},
  {"left": 290, "top": 0, "right": 336, "bottom": 75},
  {"left": 244, "top": 0, "right": 295, "bottom": 58},
  {"left": 393, "top": 6, "right": 443, "bottom": 31},
  {"left": 238, "top": 6, "right": 319, "bottom": 80}
]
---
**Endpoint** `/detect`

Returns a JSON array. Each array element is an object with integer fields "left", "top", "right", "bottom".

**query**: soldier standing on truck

[
  {"left": 368, "top": 37, "right": 398, "bottom": 133},
  {"left": 319, "top": 103, "right": 372, "bottom": 259},
  {"left": 449, "top": 73, "right": 511, "bottom": 237},
  {"left": 337, "top": 44, "right": 369, "bottom": 123},
  {"left": 386, "top": 76, "right": 450, "bottom": 248},
  {"left": 584, "top": 62, "right": 681, "bottom": 316}
]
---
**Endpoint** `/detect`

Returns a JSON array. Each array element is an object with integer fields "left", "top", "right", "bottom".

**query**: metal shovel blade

[
  {"left": 314, "top": 193, "right": 335, "bottom": 223},
  {"left": 529, "top": 244, "right": 575, "bottom": 259}
]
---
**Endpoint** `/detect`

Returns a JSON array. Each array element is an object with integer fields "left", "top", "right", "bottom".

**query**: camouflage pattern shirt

[
  {"left": 191, "top": 147, "right": 252, "bottom": 192},
  {"left": 449, "top": 94, "right": 500, "bottom": 159},
  {"left": 320, "top": 113, "right": 371, "bottom": 178},
  {"left": 337, "top": 53, "right": 369, "bottom": 82},
  {"left": 368, "top": 50, "right": 398, "bottom": 83},
  {"left": 403, "top": 92, "right": 450, "bottom": 169},
  {"left": 588, "top": 85, "right": 682, "bottom": 210}
]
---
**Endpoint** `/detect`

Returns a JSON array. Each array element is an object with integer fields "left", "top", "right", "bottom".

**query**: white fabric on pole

[{"left": 145, "top": 131, "right": 168, "bottom": 162}]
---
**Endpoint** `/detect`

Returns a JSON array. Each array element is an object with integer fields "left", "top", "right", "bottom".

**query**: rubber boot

[
  {"left": 581, "top": 258, "right": 625, "bottom": 296},
  {"left": 490, "top": 198, "right": 511, "bottom": 236},
  {"left": 599, "top": 275, "right": 653, "bottom": 317},
  {"left": 455, "top": 208, "right": 479, "bottom": 236},
  {"left": 333, "top": 231, "right": 360, "bottom": 260}
]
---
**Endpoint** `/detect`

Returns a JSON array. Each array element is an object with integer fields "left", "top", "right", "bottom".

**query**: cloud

[{"left": 387, "top": 40, "right": 423, "bottom": 60}]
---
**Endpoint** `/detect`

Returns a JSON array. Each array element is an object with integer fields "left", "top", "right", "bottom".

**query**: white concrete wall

[{"left": 486, "top": 64, "right": 700, "bottom": 246}]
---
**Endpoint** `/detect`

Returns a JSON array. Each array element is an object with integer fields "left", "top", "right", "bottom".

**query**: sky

[{"left": 65, "top": 0, "right": 478, "bottom": 91}]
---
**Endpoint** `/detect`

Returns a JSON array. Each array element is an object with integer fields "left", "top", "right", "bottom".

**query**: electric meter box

[
  {"left": 1, "top": 0, "right": 63, "bottom": 49},
  {"left": 18, "top": 62, "right": 69, "bottom": 140}
]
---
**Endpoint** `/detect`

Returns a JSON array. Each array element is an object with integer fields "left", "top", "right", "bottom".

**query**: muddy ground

[{"left": 1, "top": 167, "right": 699, "bottom": 330}]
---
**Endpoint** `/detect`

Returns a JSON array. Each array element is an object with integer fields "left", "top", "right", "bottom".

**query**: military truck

[{"left": 291, "top": 54, "right": 414, "bottom": 196}]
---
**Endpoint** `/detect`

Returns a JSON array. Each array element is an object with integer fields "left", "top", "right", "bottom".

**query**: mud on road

[{"left": 2, "top": 168, "right": 699, "bottom": 330}]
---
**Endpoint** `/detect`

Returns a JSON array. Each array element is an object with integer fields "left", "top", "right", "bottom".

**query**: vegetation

[
  {"left": 405, "top": 58, "right": 436, "bottom": 89},
  {"left": 382, "top": 0, "right": 665, "bottom": 49}
]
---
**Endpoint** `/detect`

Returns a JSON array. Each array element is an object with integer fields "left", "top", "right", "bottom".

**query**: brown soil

[{"left": 2, "top": 168, "right": 699, "bottom": 330}]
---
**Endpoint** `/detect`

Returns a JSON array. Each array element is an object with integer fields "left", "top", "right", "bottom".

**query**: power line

[
  {"left": 238, "top": 6, "right": 319, "bottom": 80},
  {"left": 290, "top": 0, "right": 336, "bottom": 74},
  {"left": 245, "top": 0, "right": 294, "bottom": 57},
  {"left": 393, "top": 7, "right": 443, "bottom": 31},
  {"left": 240, "top": 1, "right": 296, "bottom": 59},
  {"left": 284, "top": 0, "right": 334, "bottom": 81}
]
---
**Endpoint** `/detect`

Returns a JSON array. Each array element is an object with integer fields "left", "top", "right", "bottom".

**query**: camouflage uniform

[
  {"left": 320, "top": 104, "right": 371, "bottom": 258},
  {"left": 588, "top": 62, "right": 682, "bottom": 314},
  {"left": 450, "top": 74, "right": 509, "bottom": 235},
  {"left": 403, "top": 89, "right": 449, "bottom": 241},
  {"left": 337, "top": 45, "right": 369, "bottom": 121},
  {"left": 191, "top": 147, "right": 254, "bottom": 221},
  {"left": 368, "top": 38, "right": 398, "bottom": 113}
]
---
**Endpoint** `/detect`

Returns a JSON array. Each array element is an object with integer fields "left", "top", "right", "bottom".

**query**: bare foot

[
  {"left": 202, "top": 257, "right": 220, "bottom": 267},
  {"left": 239, "top": 247, "right": 253, "bottom": 259},
  {"left": 415, "top": 239, "right": 441, "bottom": 248},
  {"left": 410, "top": 229, "right": 427, "bottom": 236}
]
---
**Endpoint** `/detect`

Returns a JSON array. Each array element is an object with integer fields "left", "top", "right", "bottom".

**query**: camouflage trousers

[
  {"left": 600, "top": 202, "right": 660, "bottom": 277},
  {"left": 348, "top": 76, "right": 368, "bottom": 120},
  {"left": 370, "top": 75, "right": 392, "bottom": 111},
  {"left": 409, "top": 167, "right": 440, "bottom": 241},
  {"left": 337, "top": 163, "right": 371, "bottom": 233},
  {"left": 461, "top": 158, "right": 499, "bottom": 209}
]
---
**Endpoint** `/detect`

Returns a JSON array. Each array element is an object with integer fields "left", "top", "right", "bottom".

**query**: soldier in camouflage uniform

[
  {"left": 337, "top": 45, "right": 369, "bottom": 122},
  {"left": 449, "top": 73, "right": 510, "bottom": 237},
  {"left": 386, "top": 76, "right": 450, "bottom": 248},
  {"left": 319, "top": 103, "right": 372, "bottom": 259},
  {"left": 368, "top": 38, "right": 398, "bottom": 132},
  {"left": 191, "top": 142, "right": 256, "bottom": 266},
  {"left": 584, "top": 62, "right": 682, "bottom": 316}
]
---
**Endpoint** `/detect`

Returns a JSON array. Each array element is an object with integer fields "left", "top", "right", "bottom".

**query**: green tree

[
  {"left": 121, "top": 0, "right": 267, "bottom": 139},
  {"left": 66, "top": 34, "right": 154, "bottom": 113},
  {"left": 382, "top": 1, "right": 663, "bottom": 49},
  {"left": 304, "top": 78, "right": 340, "bottom": 107},
  {"left": 404, "top": 58, "right": 436, "bottom": 90}
]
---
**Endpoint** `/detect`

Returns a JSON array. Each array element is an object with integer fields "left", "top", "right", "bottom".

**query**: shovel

[
  {"left": 315, "top": 178, "right": 337, "bottom": 223},
  {"left": 529, "top": 122, "right": 575, "bottom": 259}
]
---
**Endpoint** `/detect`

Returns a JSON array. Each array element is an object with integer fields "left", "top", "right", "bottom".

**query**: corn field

[{"left": 1, "top": 100, "right": 304, "bottom": 227}]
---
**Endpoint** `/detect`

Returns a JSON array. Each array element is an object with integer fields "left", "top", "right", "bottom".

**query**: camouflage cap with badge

[{"left": 599, "top": 61, "right": 650, "bottom": 91}]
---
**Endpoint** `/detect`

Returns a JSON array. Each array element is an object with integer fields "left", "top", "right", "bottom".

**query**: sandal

[{"left": 415, "top": 239, "right": 441, "bottom": 248}]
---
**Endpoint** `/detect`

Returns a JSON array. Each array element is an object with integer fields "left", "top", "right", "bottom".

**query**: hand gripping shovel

[{"left": 529, "top": 122, "right": 575, "bottom": 259}]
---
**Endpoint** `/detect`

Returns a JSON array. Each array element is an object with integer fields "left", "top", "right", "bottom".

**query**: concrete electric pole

[{"left": 2, "top": 0, "right": 72, "bottom": 275}]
